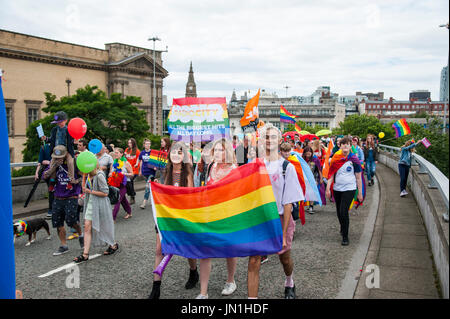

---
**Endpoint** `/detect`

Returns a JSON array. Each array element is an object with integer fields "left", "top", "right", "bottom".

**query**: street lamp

[{"left": 65, "top": 78, "right": 71, "bottom": 96}]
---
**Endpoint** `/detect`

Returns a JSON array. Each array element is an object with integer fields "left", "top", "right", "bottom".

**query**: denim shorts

[{"left": 52, "top": 198, "right": 79, "bottom": 228}]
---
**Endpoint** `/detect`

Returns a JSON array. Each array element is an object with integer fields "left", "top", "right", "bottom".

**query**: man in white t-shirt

[{"left": 247, "top": 124, "right": 304, "bottom": 299}]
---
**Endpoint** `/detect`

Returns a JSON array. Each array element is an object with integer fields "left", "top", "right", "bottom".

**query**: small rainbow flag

[
  {"left": 421, "top": 137, "right": 431, "bottom": 148},
  {"left": 294, "top": 123, "right": 301, "bottom": 134},
  {"left": 280, "top": 105, "right": 297, "bottom": 124},
  {"left": 150, "top": 159, "right": 282, "bottom": 259},
  {"left": 147, "top": 150, "right": 168, "bottom": 170},
  {"left": 392, "top": 119, "right": 411, "bottom": 138}
]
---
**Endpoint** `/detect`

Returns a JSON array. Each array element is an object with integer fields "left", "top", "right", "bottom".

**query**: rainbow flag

[
  {"left": 288, "top": 152, "right": 322, "bottom": 206},
  {"left": 147, "top": 149, "right": 168, "bottom": 170},
  {"left": 280, "top": 105, "right": 297, "bottom": 124},
  {"left": 294, "top": 123, "right": 301, "bottom": 134},
  {"left": 150, "top": 160, "right": 282, "bottom": 258},
  {"left": 392, "top": 119, "right": 411, "bottom": 138}
]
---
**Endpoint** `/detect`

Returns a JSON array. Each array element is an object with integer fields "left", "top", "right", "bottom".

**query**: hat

[
  {"left": 52, "top": 145, "right": 68, "bottom": 159},
  {"left": 51, "top": 111, "right": 68, "bottom": 124}
]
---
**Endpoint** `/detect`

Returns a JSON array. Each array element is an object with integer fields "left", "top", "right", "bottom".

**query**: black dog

[{"left": 13, "top": 218, "right": 51, "bottom": 246}]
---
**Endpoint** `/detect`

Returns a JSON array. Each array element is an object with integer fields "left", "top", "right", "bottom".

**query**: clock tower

[{"left": 185, "top": 61, "right": 197, "bottom": 97}]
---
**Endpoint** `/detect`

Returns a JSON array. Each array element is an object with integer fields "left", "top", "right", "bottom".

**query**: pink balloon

[{"left": 68, "top": 118, "right": 87, "bottom": 139}]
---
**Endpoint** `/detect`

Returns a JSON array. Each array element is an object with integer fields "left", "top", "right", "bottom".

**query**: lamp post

[
  {"left": 65, "top": 78, "right": 71, "bottom": 97},
  {"left": 439, "top": 23, "right": 449, "bottom": 134}
]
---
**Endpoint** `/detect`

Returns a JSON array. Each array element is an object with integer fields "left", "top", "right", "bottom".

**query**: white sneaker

[
  {"left": 400, "top": 190, "right": 407, "bottom": 197},
  {"left": 195, "top": 294, "right": 208, "bottom": 299},
  {"left": 221, "top": 281, "right": 237, "bottom": 296},
  {"left": 308, "top": 206, "right": 315, "bottom": 214}
]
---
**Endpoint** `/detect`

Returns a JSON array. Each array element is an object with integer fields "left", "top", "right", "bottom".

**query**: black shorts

[{"left": 52, "top": 198, "right": 79, "bottom": 228}]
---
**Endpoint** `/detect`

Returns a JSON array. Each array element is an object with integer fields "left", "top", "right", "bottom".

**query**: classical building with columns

[{"left": 0, "top": 29, "right": 168, "bottom": 163}]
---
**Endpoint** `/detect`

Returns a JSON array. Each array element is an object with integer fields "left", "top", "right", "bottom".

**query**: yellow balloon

[{"left": 378, "top": 132, "right": 385, "bottom": 139}]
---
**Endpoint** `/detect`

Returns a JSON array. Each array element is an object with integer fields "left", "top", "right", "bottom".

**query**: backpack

[
  {"left": 282, "top": 160, "right": 300, "bottom": 221},
  {"left": 98, "top": 171, "right": 120, "bottom": 205}
]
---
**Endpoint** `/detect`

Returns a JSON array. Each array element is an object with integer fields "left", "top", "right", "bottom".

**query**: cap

[
  {"left": 52, "top": 145, "right": 68, "bottom": 159},
  {"left": 51, "top": 111, "right": 68, "bottom": 124}
]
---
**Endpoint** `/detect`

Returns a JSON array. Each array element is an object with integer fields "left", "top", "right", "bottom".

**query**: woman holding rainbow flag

[
  {"left": 398, "top": 138, "right": 425, "bottom": 197},
  {"left": 325, "top": 136, "right": 363, "bottom": 246}
]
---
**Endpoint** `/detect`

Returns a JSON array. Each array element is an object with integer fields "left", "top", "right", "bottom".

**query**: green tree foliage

[
  {"left": 16, "top": 85, "right": 161, "bottom": 176},
  {"left": 337, "top": 114, "right": 449, "bottom": 177}
]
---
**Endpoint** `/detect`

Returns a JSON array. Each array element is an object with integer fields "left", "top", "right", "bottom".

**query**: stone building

[
  {"left": 0, "top": 29, "right": 168, "bottom": 163},
  {"left": 228, "top": 89, "right": 346, "bottom": 136},
  {"left": 185, "top": 61, "right": 197, "bottom": 97}
]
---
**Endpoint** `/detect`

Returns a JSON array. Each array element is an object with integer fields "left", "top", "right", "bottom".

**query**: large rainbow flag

[
  {"left": 288, "top": 152, "right": 322, "bottom": 206},
  {"left": 147, "top": 149, "right": 168, "bottom": 170},
  {"left": 280, "top": 105, "right": 297, "bottom": 124},
  {"left": 150, "top": 160, "right": 283, "bottom": 258},
  {"left": 392, "top": 119, "right": 411, "bottom": 138}
]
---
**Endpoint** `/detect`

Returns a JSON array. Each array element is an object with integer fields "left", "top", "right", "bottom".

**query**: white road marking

[{"left": 38, "top": 254, "right": 102, "bottom": 278}]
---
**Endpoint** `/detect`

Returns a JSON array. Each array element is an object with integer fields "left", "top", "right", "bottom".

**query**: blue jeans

[
  {"left": 144, "top": 175, "right": 155, "bottom": 200},
  {"left": 398, "top": 163, "right": 410, "bottom": 192},
  {"left": 365, "top": 160, "right": 376, "bottom": 182}
]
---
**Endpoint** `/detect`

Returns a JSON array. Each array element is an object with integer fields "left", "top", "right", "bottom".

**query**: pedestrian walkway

[{"left": 355, "top": 164, "right": 440, "bottom": 298}]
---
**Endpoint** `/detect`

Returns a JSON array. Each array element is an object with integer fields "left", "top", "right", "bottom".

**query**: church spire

[{"left": 185, "top": 61, "right": 197, "bottom": 97}]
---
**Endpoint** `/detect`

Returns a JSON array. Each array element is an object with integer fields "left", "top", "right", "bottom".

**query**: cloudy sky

[{"left": 1, "top": 0, "right": 448, "bottom": 103}]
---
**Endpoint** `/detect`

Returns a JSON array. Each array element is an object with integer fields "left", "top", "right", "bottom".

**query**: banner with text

[{"left": 168, "top": 97, "right": 230, "bottom": 143}]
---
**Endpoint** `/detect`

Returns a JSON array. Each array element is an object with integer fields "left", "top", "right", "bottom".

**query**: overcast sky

[{"left": 1, "top": 0, "right": 448, "bottom": 103}]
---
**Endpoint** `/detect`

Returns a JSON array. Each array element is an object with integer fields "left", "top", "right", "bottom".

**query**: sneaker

[
  {"left": 342, "top": 237, "right": 349, "bottom": 246},
  {"left": 284, "top": 285, "right": 296, "bottom": 299},
  {"left": 53, "top": 246, "right": 69, "bottom": 256},
  {"left": 308, "top": 206, "right": 315, "bottom": 214},
  {"left": 400, "top": 190, "right": 407, "bottom": 197},
  {"left": 67, "top": 233, "right": 79, "bottom": 240},
  {"left": 221, "top": 281, "right": 237, "bottom": 296},
  {"left": 79, "top": 236, "right": 84, "bottom": 249},
  {"left": 45, "top": 213, "right": 52, "bottom": 220},
  {"left": 195, "top": 294, "right": 208, "bottom": 299},
  {"left": 261, "top": 256, "right": 269, "bottom": 264},
  {"left": 185, "top": 268, "right": 199, "bottom": 289},
  {"left": 140, "top": 202, "right": 146, "bottom": 209}
]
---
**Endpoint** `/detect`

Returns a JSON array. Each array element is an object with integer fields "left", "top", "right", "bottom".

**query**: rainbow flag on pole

[
  {"left": 150, "top": 159, "right": 282, "bottom": 258},
  {"left": 392, "top": 119, "right": 411, "bottom": 138},
  {"left": 280, "top": 105, "right": 297, "bottom": 124},
  {"left": 294, "top": 123, "right": 301, "bottom": 134}
]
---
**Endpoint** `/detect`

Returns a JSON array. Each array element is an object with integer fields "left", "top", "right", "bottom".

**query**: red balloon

[{"left": 68, "top": 118, "right": 87, "bottom": 139}]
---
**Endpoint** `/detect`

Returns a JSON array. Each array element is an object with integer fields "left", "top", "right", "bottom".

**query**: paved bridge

[{"left": 11, "top": 146, "right": 449, "bottom": 299}]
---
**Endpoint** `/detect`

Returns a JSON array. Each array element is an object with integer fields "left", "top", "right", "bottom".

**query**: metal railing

[
  {"left": 379, "top": 144, "right": 449, "bottom": 222},
  {"left": 10, "top": 162, "right": 38, "bottom": 168}
]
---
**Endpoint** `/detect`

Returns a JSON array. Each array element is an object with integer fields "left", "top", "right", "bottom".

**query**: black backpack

[
  {"left": 282, "top": 160, "right": 300, "bottom": 221},
  {"left": 98, "top": 171, "right": 120, "bottom": 205}
]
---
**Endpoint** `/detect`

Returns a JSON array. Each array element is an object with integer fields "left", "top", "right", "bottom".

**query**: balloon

[
  {"left": 68, "top": 118, "right": 87, "bottom": 139},
  {"left": 76, "top": 151, "right": 98, "bottom": 174},
  {"left": 378, "top": 132, "right": 385, "bottom": 139},
  {"left": 88, "top": 139, "right": 102, "bottom": 154}
]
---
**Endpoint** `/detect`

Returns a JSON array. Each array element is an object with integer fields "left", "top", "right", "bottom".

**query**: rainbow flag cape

[
  {"left": 392, "top": 119, "right": 411, "bottom": 138},
  {"left": 280, "top": 105, "right": 297, "bottom": 124},
  {"left": 147, "top": 149, "right": 168, "bottom": 170},
  {"left": 150, "top": 159, "right": 282, "bottom": 259},
  {"left": 288, "top": 152, "right": 322, "bottom": 206},
  {"left": 328, "top": 150, "right": 366, "bottom": 209},
  {"left": 294, "top": 123, "right": 301, "bottom": 134}
]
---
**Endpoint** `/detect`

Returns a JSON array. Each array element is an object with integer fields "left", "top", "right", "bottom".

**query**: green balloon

[{"left": 76, "top": 151, "right": 98, "bottom": 173}]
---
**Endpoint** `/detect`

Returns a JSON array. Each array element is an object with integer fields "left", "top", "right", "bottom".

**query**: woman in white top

[{"left": 197, "top": 138, "right": 238, "bottom": 299}]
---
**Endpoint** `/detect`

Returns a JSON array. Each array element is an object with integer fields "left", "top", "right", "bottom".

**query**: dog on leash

[{"left": 13, "top": 218, "right": 51, "bottom": 246}]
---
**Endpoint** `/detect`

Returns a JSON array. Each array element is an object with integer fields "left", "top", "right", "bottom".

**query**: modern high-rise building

[
  {"left": 440, "top": 66, "right": 449, "bottom": 102},
  {"left": 409, "top": 90, "right": 431, "bottom": 101}
]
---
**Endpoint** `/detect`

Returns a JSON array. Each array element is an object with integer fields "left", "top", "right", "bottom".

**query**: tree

[{"left": 22, "top": 85, "right": 155, "bottom": 164}]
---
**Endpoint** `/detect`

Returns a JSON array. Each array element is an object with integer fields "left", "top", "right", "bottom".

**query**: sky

[{"left": 0, "top": 0, "right": 448, "bottom": 103}]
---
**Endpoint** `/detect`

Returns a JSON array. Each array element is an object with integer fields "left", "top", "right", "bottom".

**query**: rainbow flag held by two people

[
  {"left": 150, "top": 160, "right": 283, "bottom": 259},
  {"left": 327, "top": 149, "right": 366, "bottom": 209}
]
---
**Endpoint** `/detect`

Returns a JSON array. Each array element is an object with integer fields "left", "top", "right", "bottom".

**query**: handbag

[{"left": 108, "top": 185, "right": 120, "bottom": 205}]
